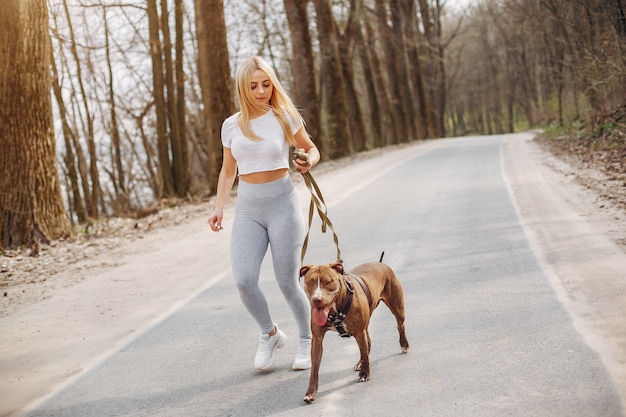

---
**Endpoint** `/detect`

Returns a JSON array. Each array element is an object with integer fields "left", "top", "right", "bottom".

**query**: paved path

[{"left": 4, "top": 134, "right": 625, "bottom": 417}]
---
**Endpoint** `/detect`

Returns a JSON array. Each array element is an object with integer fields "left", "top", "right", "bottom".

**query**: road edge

[{"left": 502, "top": 132, "right": 626, "bottom": 411}]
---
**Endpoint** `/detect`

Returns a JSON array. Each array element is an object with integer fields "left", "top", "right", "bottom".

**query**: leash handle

[{"left": 300, "top": 171, "right": 342, "bottom": 265}]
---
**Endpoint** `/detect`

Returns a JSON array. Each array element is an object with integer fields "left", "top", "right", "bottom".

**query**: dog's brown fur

[{"left": 300, "top": 261, "right": 409, "bottom": 402}]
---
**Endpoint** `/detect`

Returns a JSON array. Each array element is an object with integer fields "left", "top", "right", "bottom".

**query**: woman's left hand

[
  {"left": 293, "top": 154, "right": 311, "bottom": 174},
  {"left": 293, "top": 127, "right": 320, "bottom": 174}
]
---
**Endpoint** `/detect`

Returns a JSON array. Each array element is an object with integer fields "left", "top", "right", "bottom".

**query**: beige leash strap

[{"left": 295, "top": 149, "right": 342, "bottom": 265}]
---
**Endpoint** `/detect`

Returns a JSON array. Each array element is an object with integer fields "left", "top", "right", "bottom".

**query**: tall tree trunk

[
  {"left": 313, "top": 0, "right": 353, "bottom": 159},
  {"left": 0, "top": 0, "right": 73, "bottom": 250},
  {"left": 284, "top": 0, "right": 321, "bottom": 151},
  {"left": 374, "top": 0, "right": 405, "bottom": 144},
  {"left": 147, "top": 0, "right": 174, "bottom": 198},
  {"left": 161, "top": 0, "right": 188, "bottom": 198},
  {"left": 161, "top": 0, "right": 183, "bottom": 197},
  {"left": 49, "top": 15, "right": 93, "bottom": 224},
  {"left": 103, "top": 5, "right": 128, "bottom": 213},
  {"left": 174, "top": 0, "right": 189, "bottom": 197},
  {"left": 353, "top": 18, "right": 379, "bottom": 149},
  {"left": 433, "top": 0, "right": 447, "bottom": 137},
  {"left": 61, "top": 0, "right": 101, "bottom": 218},
  {"left": 363, "top": 14, "right": 394, "bottom": 147},
  {"left": 402, "top": 0, "right": 431, "bottom": 139},
  {"left": 195, "top": 0, "right": 234, "bottom": 193},
  {"left": 390, "top": 0, "right": 418, "bottom": 141},
  {"left": 339, "top": 0, "right": 368, "bottom": 152},
  {"left": 50, "top": 52, "right": 86, "bottom": 223},
  {"left": 416, "top": 0, "right": 442, "bottom": 137}
]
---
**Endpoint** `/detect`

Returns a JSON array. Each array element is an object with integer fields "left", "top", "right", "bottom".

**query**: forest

[{"left": 1, "top": 0, "right": 625, "bottom": 250}]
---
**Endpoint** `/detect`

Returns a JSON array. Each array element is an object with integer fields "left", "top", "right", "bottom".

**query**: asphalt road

[{"left": 21, "top": 135, "right": 623, "bottom": 417}]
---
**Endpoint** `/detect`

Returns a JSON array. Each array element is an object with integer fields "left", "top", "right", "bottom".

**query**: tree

[
  {"left": 313, "top": 0, "right": 353, "bottom": 159},
  {"left": 362, "top": 9, "right": 395, "bottom": 147},
  {"left": 145, "top": 0, "right": 191, "bottom": 200},
  {"left": 50, "top": 51, "right": 87, "bottom": 223},
  {"left": 173, "top": 0, "right": 189, "bottom": 197},
  {"left": 60, "top": 0, "right": 103, "bottom": 218},
  {"left": 284, "top": 0, "right": 321, "bottom": 149},
  {"left": 337, "top": 0, "right": 369, "bottom": 152},
  {"left": 195, "top": 0, "right": 235, "bottom": 192},
  {"left": 374, "top": 0, "right": 408, "bottom": 144},
  {"left": 102, "top": 4, "right": 128, "bottom": 212},
  {"left": 161, "top": 0, "right": 190, "bottom": 198},
  {"left": 148, "top": 0, "right": 174, "bottom": 198},
  {"left": 0, "top": 0, "right": 73, "bottom": 250}
]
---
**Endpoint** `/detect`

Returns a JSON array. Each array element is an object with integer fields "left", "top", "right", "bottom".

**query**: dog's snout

[{"left": 311, "top": 278, "right": 323, "bottom": 302}]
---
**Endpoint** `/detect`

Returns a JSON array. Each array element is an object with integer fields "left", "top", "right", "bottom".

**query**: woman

[{"left": 208, "top": 56, "right": 320, "bottom": 371}]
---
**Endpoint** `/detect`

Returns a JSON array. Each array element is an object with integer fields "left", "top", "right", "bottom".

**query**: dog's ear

[
  {"left": 330, "top": 263, "right": 344, "bottom": 275},
  {"left": 300, "top": 265, "right": 312, "bottom": 277}
]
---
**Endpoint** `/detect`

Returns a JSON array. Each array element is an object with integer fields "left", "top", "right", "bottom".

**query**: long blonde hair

[{"left": 235, "top": 56, "right": 303, "bottom": 146}]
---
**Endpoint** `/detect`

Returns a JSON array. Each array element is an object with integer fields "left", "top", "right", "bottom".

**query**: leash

[{"left": 295, "top": 149, "right": 342, "bottom": 265}]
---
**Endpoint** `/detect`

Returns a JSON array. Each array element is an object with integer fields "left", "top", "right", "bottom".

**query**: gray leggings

[{"left": 231, "top": 175, "right": 311, "bottom": 339}]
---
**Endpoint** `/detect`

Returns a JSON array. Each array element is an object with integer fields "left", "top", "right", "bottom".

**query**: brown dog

[{"left": 299, "top": 258, "right": 409, "bottom": 402}]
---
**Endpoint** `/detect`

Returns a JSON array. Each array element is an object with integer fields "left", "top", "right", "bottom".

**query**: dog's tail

[{"left": 379, "top": 251, "right": 385, "bottom": 263}]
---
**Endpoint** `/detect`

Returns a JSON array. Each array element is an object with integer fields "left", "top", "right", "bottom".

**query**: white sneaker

[
  {"left": 255, "top": 327, "right": 287, "bottom": 370},
  {"left": 292, "top": 337, "right": 312, "bottom": 370}
]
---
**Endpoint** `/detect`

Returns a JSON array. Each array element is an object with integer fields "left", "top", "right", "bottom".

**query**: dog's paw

[
  {"left": 353, "top": 360, "right": 363, "bottom": 371},
  {"left": 356, "top": 373, "right": 369, "bottom": 383},
  {"left": 401, "top": 346, "right": 408, "bottom": 354},
  {"left": 304, "top": 393, "right": 316, "bottom": 403}
]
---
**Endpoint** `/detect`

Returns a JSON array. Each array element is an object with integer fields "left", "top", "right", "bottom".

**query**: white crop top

[{"left": 221, "top": 110, "right": 300, "bottom": 175}]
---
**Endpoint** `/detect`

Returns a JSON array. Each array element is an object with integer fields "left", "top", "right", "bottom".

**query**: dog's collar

[
  {"left": 344, "top": 272, "right": 372, "bottom": 306},
  {"left": 327, "top": 278, "right": 354, "bottom": 337}
]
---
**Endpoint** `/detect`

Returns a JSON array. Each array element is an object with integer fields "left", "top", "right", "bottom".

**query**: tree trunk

[
  {"left": 195, "top": 0, "right": 235, "bottom": 193},
  {"left": 174, "top": 0, "right": 189, "bottom": 197},
  {"left": 374, "top": 0, "right": 406, "bottom": 144},
  {"left": 0, "top": 0, "right": 73, "bottom": 250},
  {"left": 363, "top": 14, "right": 394, "bottom": 147},
  {"left": 61, "top": 0, "right": 101, "bottom": 218},
  {"left": 284, "top": 0, "right": 321, "bottom": 150},
  {"left": 148, "top": 0, "right": 174, "bottom": 198},
  {"left": 103, "top": 6, "right": 128, "bottom": 213},
  {"left": 313, "top": 0, "right": 353, "bottom": 159},
  {"left": 433, "top": 0, "right": 447, "bottom": 137},
  {"left": 402, "top": 0, "right": 431, "bottom": 139},
  {"left": 338, "top": 0, "right": 368, "bottom": 152},
  {"left": 161, "top": 0, "right": 183, "bottom": 197},
  {"left": 161, "top": 0, "right": 188, "bottom": 198},
  {"left": 390, "top": 0, "right": 418, "bottom": 141},
  {"left": 50, "top": 52, "right": 86, "bottom": 223},
  {"left": 48, "top": 15, "right": 93, "bottom": 224}
]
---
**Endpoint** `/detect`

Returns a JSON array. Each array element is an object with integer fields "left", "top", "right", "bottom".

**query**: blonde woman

[{"left": 208, "top": 56, "right": 319, "bottom": 371}]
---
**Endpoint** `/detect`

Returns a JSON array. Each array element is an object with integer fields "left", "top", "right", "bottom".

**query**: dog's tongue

[{"left": 313, "top": 305, "right": 331, "bottom": 327}]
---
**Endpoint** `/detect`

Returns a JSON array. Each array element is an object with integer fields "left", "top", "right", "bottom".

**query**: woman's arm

[
  {"left": 293, "top": 127, "right": 320, "bottom": 174},
  {"left": 208, "top": 147, "right": 237, "bottom": 232}
]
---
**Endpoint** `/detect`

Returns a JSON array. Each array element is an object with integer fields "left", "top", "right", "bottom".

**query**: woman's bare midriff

[{"left": 239, "top": 168, "right": 289, "bottom": 184}]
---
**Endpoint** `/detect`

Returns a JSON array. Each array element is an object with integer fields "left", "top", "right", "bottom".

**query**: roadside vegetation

[
  {"left": 539, "top": 108, "right": 625, "bottom": 178},
  {"left": 536, "top": 108, "right": 626, "bottom": 212}
]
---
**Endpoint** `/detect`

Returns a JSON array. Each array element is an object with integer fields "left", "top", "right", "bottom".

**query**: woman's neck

[{"left": 250, "top": 105, "right": 271, "bottom": 119}]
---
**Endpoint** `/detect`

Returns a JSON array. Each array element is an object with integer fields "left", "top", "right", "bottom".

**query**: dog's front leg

[
  {"left": 354, "top": 330, "right": 371, "bottom": 382},
  {"left": 304, "top": 330, "right": 325, "bottom": 402}
]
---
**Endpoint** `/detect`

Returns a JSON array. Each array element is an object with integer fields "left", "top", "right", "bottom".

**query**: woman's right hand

[{"left": 208, "top": 209, "right": 224, "bottom": 232}]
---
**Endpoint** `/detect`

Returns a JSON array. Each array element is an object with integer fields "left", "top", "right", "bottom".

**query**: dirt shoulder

[
  {"left": 1, "top": 133, "right": 625, "bottom": 416},
  {"left": 503, "top": 132, "right": 626, "bottom": 410}
]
